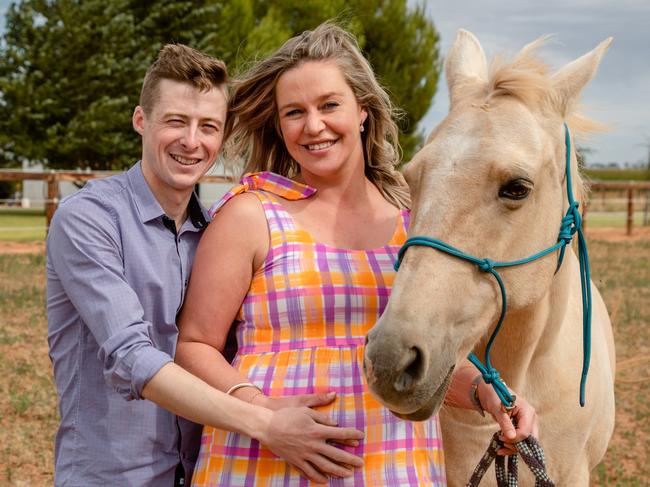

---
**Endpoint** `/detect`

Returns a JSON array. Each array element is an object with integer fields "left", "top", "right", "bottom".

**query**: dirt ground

[
  {"left": 0, "top": 241, "right": 45, "bottom": 254},
  {"left": 586, "top": 225, "right": 650, "bottom": 243}
]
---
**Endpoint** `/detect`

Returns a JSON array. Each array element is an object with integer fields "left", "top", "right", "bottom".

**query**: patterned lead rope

[{"left": 466, "top": 434, "right": 555, "bottom": 487}]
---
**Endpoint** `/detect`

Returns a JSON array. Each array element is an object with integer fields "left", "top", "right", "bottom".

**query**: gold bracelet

[{"left": 226, "top": 382, "right": 259, "bottom": 395}]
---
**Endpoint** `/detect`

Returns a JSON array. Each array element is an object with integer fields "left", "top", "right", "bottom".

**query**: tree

[
  {"left": 0, "top": 0, "right": 440, "bottom": 170},
  {"left": 575, "top": 144, "right": 594, "bottom": 168}
]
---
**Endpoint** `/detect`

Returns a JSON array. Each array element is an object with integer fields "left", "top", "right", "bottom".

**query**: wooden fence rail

[
  {"left": 0, "top": 169, "right": 234, "bottom": 229},
  {"left": 1, "top": 170, "right": 649, "bottom": 234},
  {"left": 586, "top": 181, "right": 650, "bottom": 236}
]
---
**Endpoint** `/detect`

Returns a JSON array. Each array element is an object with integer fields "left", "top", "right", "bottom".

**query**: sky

[
  {"left": 418, "top": 0, "right": 650, "bottom": 167},
  {"left": 1, "top": 0, "right": 648, "bottom": 166}
]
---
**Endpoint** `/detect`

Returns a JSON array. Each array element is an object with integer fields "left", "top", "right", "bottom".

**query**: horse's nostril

[
  {"left": 405, "top": 346, "right": 424, "bottom": 377},
  {"left": 394, "top": 346, "right": 424, "bottom": 392}
]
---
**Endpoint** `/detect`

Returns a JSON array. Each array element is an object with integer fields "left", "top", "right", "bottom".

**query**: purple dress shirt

[{"left": 47, "top": 162, "right": 207, "bottom": 486}]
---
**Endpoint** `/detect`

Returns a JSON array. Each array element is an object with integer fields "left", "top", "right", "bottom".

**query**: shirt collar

[
  {"left": 128, "top": 161, "right": 208, "bottom": 231},
  {"left": 185, "top": 191, "right": 208, "bottom": 231}
]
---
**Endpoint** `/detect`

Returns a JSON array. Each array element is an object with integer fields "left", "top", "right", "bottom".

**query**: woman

[{"left": 176, "top": 22, "right": 537, "bottom": 485}]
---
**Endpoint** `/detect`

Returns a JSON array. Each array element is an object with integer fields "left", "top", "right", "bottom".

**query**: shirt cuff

[{"left": 130, "top": 347, "right": 174, "bottom": 400}]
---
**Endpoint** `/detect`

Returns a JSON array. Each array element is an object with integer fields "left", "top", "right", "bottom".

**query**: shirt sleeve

[{"left": 47, "top": 194, "right": 171, "bottom": 400}]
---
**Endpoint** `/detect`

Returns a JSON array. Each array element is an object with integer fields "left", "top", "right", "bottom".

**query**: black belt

[{"left": 174, "top": 462, "right": 186, "bottom": 487}]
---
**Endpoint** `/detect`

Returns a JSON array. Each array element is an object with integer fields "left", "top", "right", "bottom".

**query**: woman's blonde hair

[{"left": 225, "top": 22, "right": 410, "bottom": 208}]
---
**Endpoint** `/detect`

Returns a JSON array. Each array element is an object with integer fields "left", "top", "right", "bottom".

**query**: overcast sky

[
  {"left": 419, "top": 0, "right": 649, "bottom": 166},
  {"left": 1, "top": 0, "right": 648, "bottom": 165}
]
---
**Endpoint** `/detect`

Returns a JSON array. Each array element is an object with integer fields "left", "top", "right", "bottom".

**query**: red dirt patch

[
  {"left": 0, "top": 241, "right": 44, "bottom": 254},
  {"left": 586, "top": 226, "right": 650, "bottom": 243}
]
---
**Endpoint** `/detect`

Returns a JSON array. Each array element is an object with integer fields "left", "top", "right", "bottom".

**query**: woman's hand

[
  {"left": 259, "top": 404, "right": 365, "bottom": 483},
  {"left": 251, "top": 391, "right": 361, "bottom": 448},
  {"left": 477, "top": 380, "right": 539, "bottom": 455},
  {"left": 252, "top": 391, "right": 333, "bottom": 411},
  {"left": 233, "top": 388, "right": 364, "bottom": 481}
]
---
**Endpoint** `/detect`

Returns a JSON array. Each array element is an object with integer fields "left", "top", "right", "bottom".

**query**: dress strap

[
  {"left": 386, "top": 209, "right": 410, "bottom": 246},
  {"left": 209, "top": 171, "right": 316, "bottom": 217}
]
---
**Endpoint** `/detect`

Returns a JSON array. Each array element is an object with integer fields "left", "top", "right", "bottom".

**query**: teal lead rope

[{"left": 394, "top": 123, "right": 592, "bottom": 408}]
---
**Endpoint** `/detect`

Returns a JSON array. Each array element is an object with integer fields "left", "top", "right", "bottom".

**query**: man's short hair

[{"left": 139, "top": 44, "right": 228, "bottom": 114}]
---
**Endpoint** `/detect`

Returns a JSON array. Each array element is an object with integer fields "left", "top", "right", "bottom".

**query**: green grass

[
  {"left": 584, "top": 168, "right": 649, "bottom": 181},
  {"left": 0, "top": 210, "right": 46, "bottom": 241},
  {"left": 586, "top": 212, "right": 647, "bottom": 229},
  {"left": 0, "top": 209, "right": 648, "bottom": 243}
]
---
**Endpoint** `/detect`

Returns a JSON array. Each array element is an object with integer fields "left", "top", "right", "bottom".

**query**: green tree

[{"left": 0, "top": 0, "right": 440, "bottom": 170}]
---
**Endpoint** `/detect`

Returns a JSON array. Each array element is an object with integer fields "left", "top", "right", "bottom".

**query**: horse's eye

[{"left": 499, "top": 178, "right": 533, "bottom": 200}]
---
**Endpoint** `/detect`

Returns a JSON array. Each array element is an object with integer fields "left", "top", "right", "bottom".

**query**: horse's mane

[{"left": 483, "top": 37, "right": 605, "bottom": 203}]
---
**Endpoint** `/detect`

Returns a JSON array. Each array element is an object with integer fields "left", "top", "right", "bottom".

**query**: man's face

[{"left": 133, "top": 79, "right": 227, "bottom": 201}]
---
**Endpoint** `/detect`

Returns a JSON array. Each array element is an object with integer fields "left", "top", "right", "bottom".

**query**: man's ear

[{"left": 132, "top": 106, "right": 145, "bottom": 136}]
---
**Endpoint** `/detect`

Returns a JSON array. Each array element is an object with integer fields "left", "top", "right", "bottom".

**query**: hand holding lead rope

[
  {"left": 466, "top": 432, "right": 556, "bottom": 487},
  {"left": 469, "top": 383, "right": 552, "bottom": 486}
]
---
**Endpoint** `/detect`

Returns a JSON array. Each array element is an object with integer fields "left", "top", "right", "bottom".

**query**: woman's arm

[
  {"left": 176, "top": 193, "right": 266, "bottom": 398},
  {"left": 446, "top": 360, "right": 538, "bottom": 455}
]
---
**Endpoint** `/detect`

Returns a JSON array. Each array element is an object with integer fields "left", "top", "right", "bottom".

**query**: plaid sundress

[{"left": 192, "top": 172, "right": 446, "bottom": 486}]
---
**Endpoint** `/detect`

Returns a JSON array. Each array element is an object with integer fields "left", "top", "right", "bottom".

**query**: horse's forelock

[{"left": 484, "top": 38, "right": 551, "bottom": 109}]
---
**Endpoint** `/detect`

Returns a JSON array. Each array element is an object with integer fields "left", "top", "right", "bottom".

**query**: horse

[{"left": 364, "top": 30, "right": 616, "bottom": 486}]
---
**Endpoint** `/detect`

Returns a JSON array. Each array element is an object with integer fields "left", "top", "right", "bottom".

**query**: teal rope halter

[{"left": 395, "top": 124, "right": 592, "bottom": 407}]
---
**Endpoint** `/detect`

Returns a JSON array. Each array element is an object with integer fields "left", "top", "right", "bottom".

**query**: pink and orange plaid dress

[{"left": 192, "top": 172, "right": 446, "bottom": 486}]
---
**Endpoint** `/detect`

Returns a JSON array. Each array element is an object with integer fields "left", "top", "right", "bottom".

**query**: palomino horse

[{"left": 364, "top": 30, "right": 615, "bottom": 485}]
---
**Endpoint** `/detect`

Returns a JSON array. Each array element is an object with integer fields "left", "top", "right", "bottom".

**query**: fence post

[
  {"left": 626, "top": 187, "right": 634, "bottom": 236},
  {"left": 46, "top": 172, "right": 59, "bottom": 231}
]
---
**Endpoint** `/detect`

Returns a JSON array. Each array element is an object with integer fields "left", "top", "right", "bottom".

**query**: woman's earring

[{"left": 360, "top": 124, "right": 365, "bottom": 133}]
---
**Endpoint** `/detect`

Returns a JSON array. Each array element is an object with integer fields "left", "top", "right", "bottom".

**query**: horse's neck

[{"left": 478, "top": 251, "right": 577, "bottom": 390}]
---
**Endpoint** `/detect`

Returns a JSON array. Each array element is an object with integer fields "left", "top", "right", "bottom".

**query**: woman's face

[{"left": 275, "top": 60, "right": 367, "bottom": 181}]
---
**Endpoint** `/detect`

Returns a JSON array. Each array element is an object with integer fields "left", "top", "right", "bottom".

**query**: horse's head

[{"left": 364, "top": 30, "right": 611, "bottom": 420}]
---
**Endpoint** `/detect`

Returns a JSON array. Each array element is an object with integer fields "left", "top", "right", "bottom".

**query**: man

[{"left": 47, "top": 44, "right": 363, "bottom": 486}]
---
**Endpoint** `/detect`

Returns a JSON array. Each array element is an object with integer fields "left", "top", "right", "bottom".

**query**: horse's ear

[
  {"left": 445, "top": 29, "right": 488, "bottom": 108},
  {"left": 551, "top": 38, "right": 613, "bottom": 117}
]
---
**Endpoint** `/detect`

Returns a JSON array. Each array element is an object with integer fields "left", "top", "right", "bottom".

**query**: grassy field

[
  {"left": 2, "top": 208, "right": 647, "bottom": 238},
  {"left": 0, "top": 210, "right": 46, "bottom": 241},
  {"left": 584, "top": 168, "right": 649, "bottom": 181},
  {"left": 0, "top": 230, "right": 648, "bottom": 485},
  {"left": 587, "top": 212, "right": 647, "bottom": 229},
  {"left": 588, "top": 231, "right": 650, "bottom": 486},
  {"left": 0, "top": 252, "right": 56, "bottom": 485}
]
